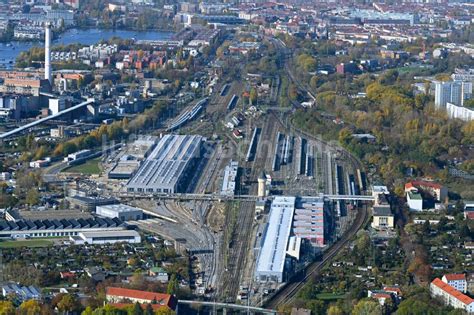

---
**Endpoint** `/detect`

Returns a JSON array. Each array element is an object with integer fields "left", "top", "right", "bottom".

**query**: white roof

[
  {"left": 256, "top": 196, "right": 295, "bottom": 275},
  {"left": 97, "top": 204, "right": 143, "bottom": 213},
  {"left": 78, "top": 230, "right": 140, "bottom": 238}
]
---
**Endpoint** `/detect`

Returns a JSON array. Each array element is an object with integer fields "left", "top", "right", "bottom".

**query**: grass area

[
  {"left": 0, "top": 239, "right": 54, "bottom": 248},
  {"left": 316, "top": 292, "right": 347, "bottom": 300},
  {"left": 62, "top": 158, "right": 101, "bottom": 175}
]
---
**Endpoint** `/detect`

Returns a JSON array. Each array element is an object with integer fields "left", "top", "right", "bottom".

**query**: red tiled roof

[
  {"left": 406, "top": 180, "right": 443, "bottom": 190},
  {"left": 106, "top": 287, "right": 176, "bottom": 310},
  {"left": 431, "top": 278, "right": 473, "bottom": 305},
  {"left": 383, "top": 286, "right": 402, "bottom": 295},
  {"left": 444, "top": 274, "right": 466, "bottom": 281},
  {"left": 60, "top": 272, "right": 76, "bottom": 279},
  {"left": 373, "top": 293, "right": 392, "bottom": 299}
]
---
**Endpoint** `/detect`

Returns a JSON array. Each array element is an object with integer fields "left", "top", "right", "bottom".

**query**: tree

[
  {"left": 34, "top": 146, "right": 48, "bottom": 161},
  {"left": 352, "top": 299, "right": 382, "bottom": 315},
  {"left": 132, "top": 302, "right": 143, "bottom": 315},
  {"left": 396, "top": 297, "right": 438, "bottom": 315},
  {"left": 327, "top": 305, "right": 344, "bottom": 315},
  {"left": 145, "top": 304, "right": 154, "bottom": 315},
  {"left": 81, "top": 306, "right": 93, "bottom": 315},
  {"left": 25, "top": 189, "right": 40, "bottom": 206},
  {"left": 20, "top": 299, "right": 42, "bottom": 315},
  {"left": 154, "top": 309, "right": 176, "bottom": 315},
  {"left": 57, "top": 294, "right": 81, "bottom": 314},
  {"left": 249, "top": 88, "right": 258, "bottom": 105},
  {"left": 0, "top": 301, "right": 15, "bottom": 315},
  {"left": 167, "top": 274, "right": 179, "bottom": 295},
  {"left": 306, "top": 300, "right": 325, "bottom": 314},
  {"left": 338, "top": 128, "right": 352, "bottom": 145}
]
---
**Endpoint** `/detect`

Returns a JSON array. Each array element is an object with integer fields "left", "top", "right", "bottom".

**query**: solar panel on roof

[
  {"left": 0, "top": 221, "right": 10, "bottom": 230},
  {"left": 86, "top": 218, "right": 98, "bottom": 228},
  {"left": 16, "top": 221, "right": 27, "bottom": 230},
  {"left": 7, "top": 221, "right": 18, "bottom": 230},
  {"left": 69, "top": 219, "right": 80, "bottom": 227},
  {"left": 60, "top": 219, "right": 71, "bottom": 228},
  {"left": 51, "top": 219, "right": 62, "bottom": 228}
]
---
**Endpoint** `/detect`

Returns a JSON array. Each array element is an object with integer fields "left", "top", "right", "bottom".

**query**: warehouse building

[
  {"left": 0, "top": 217, "right": 126, "bottom": 239},
  {"left": 126, "top": 135, "right": 205, "bottom": 194},
  {"left": 70, "top": 230, "right": 141, "bottom": 245},
  {"left": 255, "top": 196, "right": 296, "bottom": 283},
  {"left": 96, "top": 204, "right": 143, "bottom": 221},
  {"left": 293, "top": 198, "right": 326, "bottom": 247},
  {"left": 220, "top": 160, "right": 238, "bottom": 196},
  {"left": 108, "top": 136, "right": 159, "bottom": 180},
  {"left": 6, "top": 209, "right": 92, "bottom": 222}
]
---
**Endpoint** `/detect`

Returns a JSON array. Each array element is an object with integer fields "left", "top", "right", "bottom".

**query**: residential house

[
  {"left": 405, "top": 180, "right": 448, "bottom": 202},
  {"left": 148, "top": 267, "right": 169, "bottom": 283}
]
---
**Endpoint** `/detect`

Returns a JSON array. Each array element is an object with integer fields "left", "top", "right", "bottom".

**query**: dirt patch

[{"left": 206, "top": 202, "right": 226, "bottom": 232}]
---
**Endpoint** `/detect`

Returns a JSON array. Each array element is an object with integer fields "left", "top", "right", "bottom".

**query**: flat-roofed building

[
  {"left": 220, "top": 160, "right": 238, "bottom": 196},
  {"left": 293, "top": 197, "right": 326, "bottom": 246},
  {"left": 406, "top": 191, "right": 423, "bottom": 211},
  {"left": 126, "top": 135, "right": 204, "bottom": 194},
  {"left": 0, "top": 217, "right": 126, "bottom": 239},
  {"left": 5, "top": 209, "right": 92, "bottom": 222},
  {"left": 255, "top": 196, "right": 295, "bottom": 283},
  {"left": 67, "top": 195, "right": 118, "bottom": 212},
  {"left": 96, "top": 204, "right": 143, "bottom": 221},
  {"left": 70, "top": 230, "right": 141, "bottom": 245}
]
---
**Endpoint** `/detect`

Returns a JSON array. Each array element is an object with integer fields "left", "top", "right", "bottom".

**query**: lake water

[{"left": 0, "top": 28, "right": 173, "bottom": 68}]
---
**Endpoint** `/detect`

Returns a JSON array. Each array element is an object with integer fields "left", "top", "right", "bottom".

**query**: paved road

[{"left": 43, "top": 161, "right": 69, "bottom": 183}]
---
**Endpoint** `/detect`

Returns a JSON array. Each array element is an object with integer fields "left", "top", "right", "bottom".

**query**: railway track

[
  {"left": 218, "top": 116, "right": 276, "bottom": 301},
  {"left": 218, "top": 199, "right": 255, "bottom": 301},
  {"left": 264, "top": 202, "right": 369, "bottom": 309}
]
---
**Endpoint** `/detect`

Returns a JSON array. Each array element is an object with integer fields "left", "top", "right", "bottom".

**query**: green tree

[
  {"left": 306, "top": 300, "right": 325, "bottom": 314},
  {"left": 57, "top": 294, "right": 82, "bottom": 314},
  {"left": 352, "top": 299, "right": 382, "bottom": 315},
  {"left": 167, "top": 274, "right": 179, "bottom": 295},
  {"left": 81, "top": 306, "right": 93, "bottom": 315},
  {"left": 327, "top": 305, "right": 344, "bottom": 315},
  {"left": 132, "top": 302, "right": 143, "bottom": 315},
  {"left": 338, "top": 128, "right": 352, "bottom": 145},
  {"left": 154, "top": 309, "right": 176, "bottom": 315},
  {"left": 249, "top": 88, "right": 258, "bottom": 105},
  {"left": 20, "top": 299, "right": 41, "bottom": 315},
  {"left": 25, "top": 189, "right": 40, "bottom": 206},
  {"left": 145, "top": 304, "right": 154, "bottom": 315},
  {"left": 396, "top": 297, "right": 438, "bottom": 315},
  {"left": 0, "top": 301, "right": 16, "bottom": 315}
]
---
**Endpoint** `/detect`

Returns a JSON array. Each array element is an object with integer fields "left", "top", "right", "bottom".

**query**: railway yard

[{"left": 41, "top": 59, "right": 371, "bottom": 310}]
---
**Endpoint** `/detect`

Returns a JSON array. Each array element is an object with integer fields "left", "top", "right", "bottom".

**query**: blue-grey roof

[{"left": 0, "top": 217, "right": 125, "bottom": 231}]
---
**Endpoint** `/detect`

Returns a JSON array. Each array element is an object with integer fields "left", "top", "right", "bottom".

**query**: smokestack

[{"left": 45, "top": 22, "right": 52, "bottom": 85}]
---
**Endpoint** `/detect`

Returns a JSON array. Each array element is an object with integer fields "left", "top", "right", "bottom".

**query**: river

[{"left": 0, "top": 28, "right": 173, "bottom": 68}]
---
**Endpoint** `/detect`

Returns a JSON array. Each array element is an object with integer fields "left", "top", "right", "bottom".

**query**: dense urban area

[{"left": 0, "top": 0, "right": 473, "bottom": 314}]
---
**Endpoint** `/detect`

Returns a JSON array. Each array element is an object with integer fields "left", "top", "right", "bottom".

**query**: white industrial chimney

[{"left": 44, "top": 22, "right": 52, "bottom": 85}]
